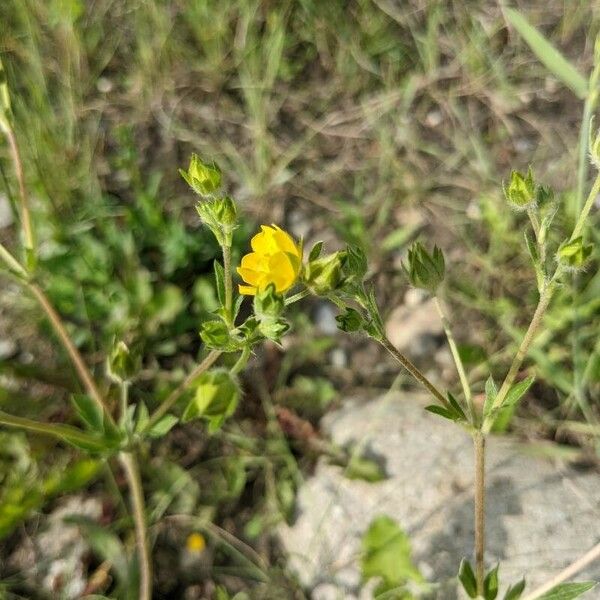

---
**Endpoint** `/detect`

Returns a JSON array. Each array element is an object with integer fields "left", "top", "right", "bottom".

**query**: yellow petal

[
  {"left": 238, "top": 284, "right": 257, "bottom": 296},
  {"left": 272, "top": 226, "right": 301, "bottom": 258},
  {"left": 268, "top": 252, "right": 297, "bottom": 292},
  {"left": 237, "top": 267, "right": 263, "bottom": 287},
  {"left": 241, "top": 252, "right": 268, "bottom": 272},
  {"left": 251, "top": 225, "right": 277, "bottom": 254}
]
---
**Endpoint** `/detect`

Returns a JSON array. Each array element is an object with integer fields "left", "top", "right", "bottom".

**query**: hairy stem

[
  {"left": 27, "top": 282, "right": 115, "bottom": 426},
  {"left": 434, "top": 297, "right": 474, "bottom": 422},
  {"left": 0, "top": 121, "right": 34, "bottom": 261},
  {"left": 379, "top": 335, "right": 448, "bottom": 407},
  {"left": 222, "top": 241, "right": 233, "bottom": 323},
  {"left": 144, "top": 350, "right": 221, "bottom": 432},
  {"left": 482, "top": 282, "right": 553, "bottom": 434},
  {"left": 0, "top": 410, "right": 105, "bottom": 450},
  {"left": 119, "top": 452, "right": 151, "bottom": 600},
  {"left": 0, "top": 241, "right": 27, "bottom": 277},
  {"left": 473, "top": 432, "right": 486, "bottom": 595},
  {"left": 571, "top": 171, "right": 600, "bottom": 241}
]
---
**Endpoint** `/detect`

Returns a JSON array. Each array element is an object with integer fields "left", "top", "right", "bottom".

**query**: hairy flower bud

[
  {"left": 179, "top": 154, "right": 221, "bottom": 196},
  {"left": 557, "top": 236, "right": 593, "bottom": 270},
  {"left": 304, "top": 251, "right": 346, "bottom": 295},
  {"left": 503, "top": 168, "right": 536, "bottom": 209},
  {"left": 402, "top": 242, "right": 445, "bottom": 293}
]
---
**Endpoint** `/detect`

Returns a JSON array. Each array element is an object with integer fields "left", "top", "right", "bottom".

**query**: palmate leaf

[{"left": 505, "top": 8, "right": 588, "bottom": 99}]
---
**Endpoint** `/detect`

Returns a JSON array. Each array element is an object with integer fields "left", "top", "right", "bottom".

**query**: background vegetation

[{"left": 0, "top": 1, "right": 599, "bottom": 598}]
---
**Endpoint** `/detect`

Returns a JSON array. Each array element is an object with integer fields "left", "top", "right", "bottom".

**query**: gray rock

[
  {"left": 279, "top": 393, "right": 600, "bottom": 599},
  {"left": 385, "top": 293, "right": 444, "bottom": 357}
]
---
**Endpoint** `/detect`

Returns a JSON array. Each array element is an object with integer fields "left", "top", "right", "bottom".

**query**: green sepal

[
  {"left": 336, "top": 307, "right": 364, "bottom": 332},
  {"left": 308, "top": 241, "right": 324, "bottom": 261}
]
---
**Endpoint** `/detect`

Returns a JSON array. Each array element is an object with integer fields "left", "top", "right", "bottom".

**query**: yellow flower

[
  {"left": 237, "top": 225, "right": 302, "bottom": 296},
  {"left": 186, "top": 532, "right": 206, "bottom": 554}
]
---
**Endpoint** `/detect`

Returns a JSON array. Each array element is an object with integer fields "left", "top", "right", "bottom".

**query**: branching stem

[
  {"left": 144, "top": 350, "right": 221, "bottom": 432},
  {"left": 434, "top": 297, "right": 474, "bottom": 422},
  {"left": 379, "top": 335, "right": 448, "bottom": 407}
]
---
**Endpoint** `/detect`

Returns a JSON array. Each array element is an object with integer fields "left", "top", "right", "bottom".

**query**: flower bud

[
  {"left": 503, "top": 168, "right": 535, "bottom": 209},
  {"left": 107, "top": 341, "right": 139, "bottom": 383},
  {"left": 213, "top": 196, "right": 237, "bottom": 226},
  {"left": 304, "top": 251, "right": 346, "bottom": 295},
  {"left": 557, "top": 236, "right": 593, "bottom": 270},
  {"left": 402, "top": 242, "right": 445, "bottom": 293},
  {"left": 179, "top": 154, "right": 221, "bottom": 196}
]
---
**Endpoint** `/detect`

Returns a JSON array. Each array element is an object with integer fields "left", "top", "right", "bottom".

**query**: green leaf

[
  {"left": 505, "top": 8, "right": 588, "bottom": 99},
  {"left": 361, "top": 515, "right": 422, "bottom": 593},
  {"left": 458, "top": 558, "right": 478, "bottom": 598},
  {"left": 502, "top": 376, "right": 534, "bottom": 408},
  {"left": 71, "top": 394, "right": 104, "bottom": 433},
  {"left": 537, "top": 582, "right": 597, "bottom": 600},
  {"left": 147, "top": 414, "right": 178, "bottom": 438},
  {"left": 214, "top": 260, "right": 225, "bottom": 306},
  {"left": 200, "top": 319, "right": 233, "bottom": 350},
  {"left": 447, "top": 392, "right": 467, "bottom": 421},
  {"left": 182, "top": 369, "right": 240, "bottom": 431},
  {"left": 484, "top": 376, "right": 498, "bottom": 419},
  {"left": 484, "top": 564, "right": 499, "bottom": 600},
  {"left": 425, "top": 404, "right": 459, "bottom": 421},
  {"left": 504, "top": 579, "right": 526, "bottom": 600}
]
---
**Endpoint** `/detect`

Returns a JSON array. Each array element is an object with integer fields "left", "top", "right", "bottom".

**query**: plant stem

[
  {"left": 379, "top": 335, "right": 448, "bottom": 407},
  {"left": 571, "top": 171, "right": 600, "bottom": 241},
  {"left": 482, "top": 282, "right": 554, "bottom": 434},
  {"left": 222, "top": 241, "right": 233, "bottom": 323},
  {"left": 284, "top": 288, "right": 310, "bottom": 305},
  {"left": 0, "top": 410, "right": 105, "bottom": 450},
  {"left": 473, "top": 431, "right": 486, "bottom": 596},
  {"left": 521, "top": 540, "right": 600, "bottom": 600},
  {"left": 0, "top": 120, "right": 35, "bottom": 262},
  {"left": 120, "top": 381, "right": 130, "bottom": 423},
  {"left": 144, "top": 350, "right": 221, "bottom": 432},
  {"left": 119, "top": 452, "right": 151, "bottom": 600},
  {"left": 231, "top": 345, "right": 251, "bottom": 375},
  {"left": 27, "top": 282, "right": 115, "bottom": 426},
  {"left": 434, "top": 297, "right": 474, "bottom": 422},
  {"left": 0, "top": 241, "right": 27, "bottom": 277}
]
